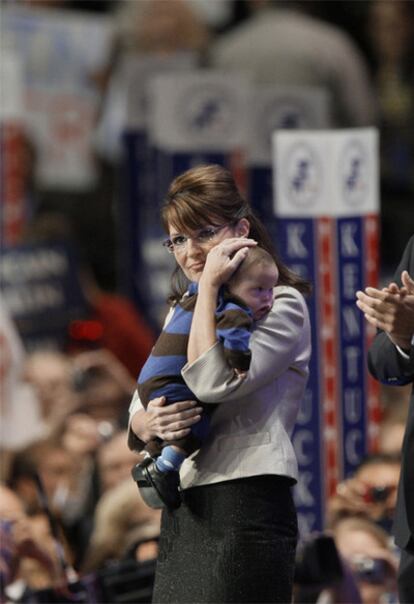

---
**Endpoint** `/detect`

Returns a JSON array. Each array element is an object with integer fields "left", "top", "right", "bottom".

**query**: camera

[
  {"left": 363, "top": 485, "right": 393, "bottom": 504},
  {"left": 71, "top": 366, "right": 102, "bottom": 392},
  {"left": 350, "top": 556, "right": 390, "bottom": 584}
]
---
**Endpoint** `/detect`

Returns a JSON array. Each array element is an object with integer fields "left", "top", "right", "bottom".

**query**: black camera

[
  {"left": 71, "top": 366, "right": 102, "bottom": 392},
  {"left": 350, "top": 556, "right": 390, "bottom": 584},
  {"left": 363, "top": 485, "right": 393, "bottom": 504}
]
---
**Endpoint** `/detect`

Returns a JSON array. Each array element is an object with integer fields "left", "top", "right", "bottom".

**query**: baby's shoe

[{"left": 131, "top": 457, "right": 181, "bottom": 510}]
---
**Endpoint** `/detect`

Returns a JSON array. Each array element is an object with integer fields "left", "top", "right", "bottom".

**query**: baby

[{"left": 132, "top": 247, "right": 279, "bottom": 509}]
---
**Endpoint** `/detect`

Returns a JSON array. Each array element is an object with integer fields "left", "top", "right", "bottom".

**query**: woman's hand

[
  {"left": 187, "top": 238, "right": 257, "bottom": 364},
  {"left": 130, "top": 396, "right": 202, "bottom": 443},
  {"left": 200, "top": 237, "right": 257, "bottom": 289}
]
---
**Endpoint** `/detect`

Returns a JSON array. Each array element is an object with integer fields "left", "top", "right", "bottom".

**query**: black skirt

[{"left": 152, "top": 475, "right": 298, "bottom": 603}]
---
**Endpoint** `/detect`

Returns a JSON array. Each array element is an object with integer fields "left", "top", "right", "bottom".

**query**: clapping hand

[{"left": 356, "top": 271, "right": 414, "bottom": 350}]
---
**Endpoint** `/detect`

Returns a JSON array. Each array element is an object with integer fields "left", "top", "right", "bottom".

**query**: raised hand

[
  {"left": 200, "top": 237, "right": 257, "bottom": 289},
  {"left": 356, "top": 271, "right": 414, "bottom": 350}
]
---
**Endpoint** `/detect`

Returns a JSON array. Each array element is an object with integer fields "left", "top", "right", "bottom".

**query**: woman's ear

[{"left": 236, "top": 218, "right": 250, "bottom": 238}]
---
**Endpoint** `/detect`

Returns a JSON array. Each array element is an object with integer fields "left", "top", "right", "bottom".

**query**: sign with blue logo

[
  {"left": 273, "top": 128, "right": 380, "bottom": 533},
  {"left": 247, "top": 86, "right": 330, "bottom": 225}
]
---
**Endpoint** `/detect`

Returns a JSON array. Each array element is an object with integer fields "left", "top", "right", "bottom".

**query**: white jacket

[{"left": 128, "top": 285, "right": 311, "bottom": 490}]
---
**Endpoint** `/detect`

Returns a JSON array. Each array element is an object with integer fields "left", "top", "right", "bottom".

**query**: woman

[{"left": 128, "top": 164, "right": 311, "bottom": 603}]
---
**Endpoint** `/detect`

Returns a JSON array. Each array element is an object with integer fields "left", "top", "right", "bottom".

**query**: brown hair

[
  {"left": 228, "top": 246, "right": 278, "bottom": 287},
  {"left": 161, "top": 164, "right": 311, "bottom": 302}
]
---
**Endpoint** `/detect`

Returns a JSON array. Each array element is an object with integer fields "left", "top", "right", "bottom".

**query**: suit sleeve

[
  {"left": 368, "top": 332, "right": 414, "bottom": 386},
  {"left": 182, "top": 287, "right": 310, "bottom": 403},
  {"left": 368, "top": 235, "right": 414, "bottom": 386}
]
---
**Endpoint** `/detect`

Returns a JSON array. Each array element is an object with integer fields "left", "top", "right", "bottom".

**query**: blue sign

[{"left": 0, "top": 243, "right": 87, "bottom": 350}]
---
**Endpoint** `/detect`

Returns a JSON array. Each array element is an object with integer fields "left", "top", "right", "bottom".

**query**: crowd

[
  {"left": 1, "top": 1, "right": 413, "bottom": 603},
  {"left": 0, "top": 315, "right": 161, "bottom": 601}
]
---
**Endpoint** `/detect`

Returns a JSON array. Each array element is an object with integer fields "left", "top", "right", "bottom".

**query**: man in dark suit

[{"left": 356, "top": 235, "right": 414, "bottom": 603}]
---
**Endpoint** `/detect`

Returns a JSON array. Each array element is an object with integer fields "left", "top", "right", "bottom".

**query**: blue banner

[
  {"left": 336, "top": 217, "right": 368, "bottom": 477},
  {"left": 0, "top": 242, "right": 87, "bottom": 350},
  {"left": 276, "top": 218, "right": 323, "bottom": 533}
]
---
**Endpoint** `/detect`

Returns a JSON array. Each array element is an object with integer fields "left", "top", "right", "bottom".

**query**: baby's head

[{"left": 228, "top": 247, "right": 279, "bottom": 320}]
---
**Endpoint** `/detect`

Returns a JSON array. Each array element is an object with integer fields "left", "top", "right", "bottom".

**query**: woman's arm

[
  {"left": 183, "top": 287, "right": 310, "bottom": 403},
  {"left": 188, "top": 238, "right": 256, "bottom": 363}
]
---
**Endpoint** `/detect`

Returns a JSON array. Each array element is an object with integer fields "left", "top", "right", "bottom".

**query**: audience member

[
  {"left": 332, "top": 516, "right": 398, "bottom": 604},
  {"left": 208, "top": 0, "right": 377, "bottom": 128},
  {"left": 70, "top": 349, "right": 135, "bottom": 427},
  {"left": 22, "top": 350, "right": 80, "bottom": 440},
  {"left": 81, "top": 479, "right": 160, "bottom": 574},
  {"left": 293, "top": 532, "right": 362, "bottom": 604},
  {"left": 327, "top": 454, "right": 401, "bottom": 534},
  {"left": 113, "top": 0, "right": 210, "bottom": 57},
  {"left": 96, "top": 429, "right": 141, "bottom": 494},
  {"left": 7, "top": 439, "right": 90, "bottom": 568},
  {"left": 0, "top": 484, "right": 59, "bottom": 602}
]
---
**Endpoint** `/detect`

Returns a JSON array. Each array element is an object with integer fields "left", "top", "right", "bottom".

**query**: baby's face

[{"left": 230, "top": 263, "right": 279, "bottom": 320}]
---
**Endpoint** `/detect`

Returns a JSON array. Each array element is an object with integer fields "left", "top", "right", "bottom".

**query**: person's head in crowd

[
  {"left": 74, "top": 361, "right": 130, "bottom": 426},
  {"left": 368, "top": 0, "right": 414, "bottom": 68},
  {"left": 332, "top": 516, "right": 398, "bottom": 604},
  {"left": 0, "top": 484, "right": 60, "bottom": 596},
  {"left": 327, "top": 453, "right": 401, "bottom": 533},
  {"left": 15, "top": 511, "right": 74, "bottom": 592},
  {"left": 82, "top": 479, "right": 161, "bottom": 573},
  {"left": 7, "top": 439, "right": 77, "bottom": 519},
  {"left": 355, "top": 453, "right": 400, "bottom": 524},
  {"left": 96, "top": 429, "right": 140, "bottom": 493},
  {"left": 23, "top": 350, "right": 75, "bottom": 420},
  {"left": 115, "top": 0, "right": 210, "bottom": 55}
]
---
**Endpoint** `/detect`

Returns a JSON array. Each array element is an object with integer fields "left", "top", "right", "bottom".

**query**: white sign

[
  {"left": 125, "top": 52, "right": 197, "bottom": 130},
  {"left": 247, "top": 86, "right": 330, "bottom": 166},
  {"left": 147, "top": 70, "right": 250, "bottom": 151},
  {"left": 2, "top": 5, "right": 114, "bottom": 190},
  {"left": 273, "top": 128, "right": 379, "bottom": 216},
  {"left": 0, "top": 49, "right": 24, "bottom": 121}
]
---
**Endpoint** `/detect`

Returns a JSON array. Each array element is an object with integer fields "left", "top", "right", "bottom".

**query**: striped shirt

[{"left": 137, "top": 283, "right": 253, "bottom": 408}]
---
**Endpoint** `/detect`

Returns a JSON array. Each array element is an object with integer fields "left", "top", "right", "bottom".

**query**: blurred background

[{"left": 0, "top": 1, "right": 413, "bottom": 603}]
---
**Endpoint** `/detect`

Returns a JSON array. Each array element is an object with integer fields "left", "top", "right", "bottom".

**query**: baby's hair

[{"left": 228, "top": 246, "right": 278, "bottom": 286}]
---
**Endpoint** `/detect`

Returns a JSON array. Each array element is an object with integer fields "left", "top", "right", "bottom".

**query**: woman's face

[{"left": 168, "top": 218, "right": 249, "bottom": 282}]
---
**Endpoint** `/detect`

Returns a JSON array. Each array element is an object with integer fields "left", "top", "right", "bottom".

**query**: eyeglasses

[{"left": 162, "top": 224, "right": 232, "bottom": 253}]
